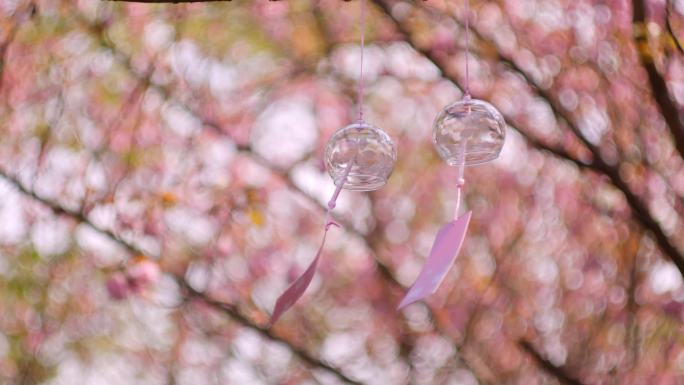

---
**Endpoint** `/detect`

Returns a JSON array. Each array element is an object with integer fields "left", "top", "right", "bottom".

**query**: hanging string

[
  {"left": 454, "top": 139, "right": 466, "bottom": 220},
  {"left": 357, "top": 0, "right": 366, "bottom": 121},
  {"left": 271, "top": 1, "right": 368, "bottom": 325},
  {"left": 463, "top": 0, "right": 471, "bottom": 99},
  {"left": 460, "top": 0, "right": 471, "bottom": 215},
  {"left": 269, "top": 162, "right": 351, "bottom": 326},
  {"left": 272, "top": 0, "right": 370, "bottom": 325},
  {"left": 325, "top": 161, "right": 353, "bottom": 225},
  {"left": 398, "top": 138, "right": 471, "bottom": 310}
]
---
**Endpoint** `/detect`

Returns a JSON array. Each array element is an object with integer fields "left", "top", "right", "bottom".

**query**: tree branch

[
  {"left": 666, "top": 1, "right": 684, "bottom": 56},
  {"left": 181, "top": 283, "right": 363, "bottom": 384},
  {"left": 633, "top": 0, "right": 684, "bottom": 166},
  {"left": 519, "top": 340, "right": 584, "bottom": 385}
]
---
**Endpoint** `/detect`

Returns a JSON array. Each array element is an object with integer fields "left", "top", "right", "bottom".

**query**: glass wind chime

[
  {"left": 270, "top": 0, "right": 397, "bottom": 325},
  {"left": 270, "top": 0, "right": 505, "bottom": 324},
  {"left": 398, "top": 0, "right": 506, "bottom": 309}
]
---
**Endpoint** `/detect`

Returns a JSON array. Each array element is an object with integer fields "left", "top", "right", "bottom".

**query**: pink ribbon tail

[
  {"left": 397, "top": 211, "right": 472, "bottom": 310},
  {"left": 270, "top": 222, "right": 338, "bottom": 326}
]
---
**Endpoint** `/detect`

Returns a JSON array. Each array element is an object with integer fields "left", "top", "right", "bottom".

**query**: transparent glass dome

[
  {"left": 433, "top": 98, "right": 506, "bottom": 166},
  {"left": 324, "top": 121, "right": 397, "bottom": 191}
]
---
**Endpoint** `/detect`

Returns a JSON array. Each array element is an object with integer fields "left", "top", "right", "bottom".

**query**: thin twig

[
  {"left": 666, "top": 0, "right": 684, "bottom": 55},
  {"left": 633, "top": 0, "right": 684, "bottom": 162},
  {"left": 519, "top": 340, "right": 584, "bottom": 385}
]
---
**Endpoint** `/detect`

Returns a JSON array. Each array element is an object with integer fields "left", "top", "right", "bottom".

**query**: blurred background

[{"left": 1, "top": 0, "right": 684, "bottom": 384}]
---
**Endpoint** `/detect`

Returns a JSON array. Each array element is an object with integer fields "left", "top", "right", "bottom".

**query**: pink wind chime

[
  {"left": 398, "top": 0, "right": 506, "bottom": 309},
  {"left": 270, "top": 0, "right": 506, "bottom": 324},
  {"left": 270, "top": 0, "right": 397, "bottom": 325}
]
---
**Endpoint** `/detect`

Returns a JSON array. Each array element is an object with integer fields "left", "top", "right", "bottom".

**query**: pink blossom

[
  {"left": 127, "top": 259, "right": 161, "bottom": 292},
  {"left": 106, "top": 272, "right": 130, "bottom": 301}
]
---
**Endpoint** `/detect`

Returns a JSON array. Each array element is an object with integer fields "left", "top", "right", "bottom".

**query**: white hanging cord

[
  {"left": 464, "top": 0, "right": 471, "bottom": 99},
  {"left": 454, "top": 139, "right": 466, "bottom": 220},
  {"left": 357, "top": 0, "right": 366, "bottom": 121}
]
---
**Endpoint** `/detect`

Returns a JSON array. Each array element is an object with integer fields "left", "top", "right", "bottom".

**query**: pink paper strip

[
  {"left": 270, "top": 223, "right": 337, "bottom": 326},
  {"left": 397, "top": 211, "right": 472, "bottom": 309}
]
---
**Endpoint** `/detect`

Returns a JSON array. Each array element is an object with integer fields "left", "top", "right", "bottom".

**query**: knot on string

[
  {"left": 325, "top": 220, "right": 341, "bottom": 231},
  {"left": 456, "top": 178, "right": 465, "bottom": 188},
  {"left": 323, "top": 204, "right": 341, "bottom": 232}
]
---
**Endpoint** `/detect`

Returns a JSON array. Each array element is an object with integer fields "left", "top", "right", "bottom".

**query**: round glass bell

[
  {"left": 324, "top": 121, "right": 397, "bottom": 191},
  {"left": 433, "top": 98, "right": 506, "bottom": 166}
]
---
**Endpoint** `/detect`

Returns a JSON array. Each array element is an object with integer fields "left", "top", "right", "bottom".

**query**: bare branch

[
  {"left": 666, "top": 1, "right": 684, "bottom": 55},
  {"left": 519, "top": 340, "right": 584, "bottom": 385},
  {"left": 633, "top": 0, "right": 684, "bottom": 168}
]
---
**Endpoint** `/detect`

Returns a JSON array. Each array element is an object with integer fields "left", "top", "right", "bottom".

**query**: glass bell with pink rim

[
  {"left": 324, "top": 120, "right": 397, "bottom": 191},
  {"left": 433, "top": 96, "right": 506, "bottom": 166}
]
